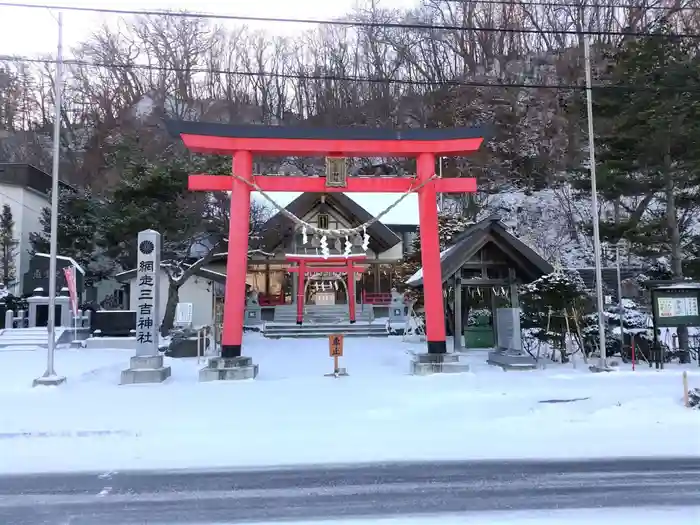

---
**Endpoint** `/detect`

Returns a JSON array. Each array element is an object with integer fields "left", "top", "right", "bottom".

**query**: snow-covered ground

[
  {"left": 0, "top": 334, "right": 698, "bottom": 474},
  {"left": 243, "top": 507, "right": 699, "bottom": 525}
]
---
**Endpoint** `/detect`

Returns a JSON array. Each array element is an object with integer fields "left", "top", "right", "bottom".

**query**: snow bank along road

[{"left": 0, "top": 457, "right": 698, "bottom": 524}]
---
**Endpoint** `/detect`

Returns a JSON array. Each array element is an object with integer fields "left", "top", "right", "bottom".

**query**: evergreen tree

[
  {"left": 571, "top": 26, "right": 700, "bottom": 264},
  {"left": 0, "top": 204, "right": 18, "bottom": 285},
  {"left": 100, "top": 134, "right": 234, "bottom": 334},
  {"left": 29, "top": 188, "right": 107, "bottom": 281},
  {"left": 519, "top": 269, "right": 591, "bottom": 361}
]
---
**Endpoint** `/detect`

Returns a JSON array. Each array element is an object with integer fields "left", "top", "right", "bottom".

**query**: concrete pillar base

[
  {"left": 121, "top": 355, "right": 171, "bottom": 384},
  {"left": 33, "top": 375, "right": 67, "bottom": 387},
  {"left": 199, "top": 356, "right": 258, "bottom": 381},
  {"left": 410, "top": 352, "right": 470, "bottom": 375},
  {"left": 487, "top": 349, "right": 537, "bottom": 371}
]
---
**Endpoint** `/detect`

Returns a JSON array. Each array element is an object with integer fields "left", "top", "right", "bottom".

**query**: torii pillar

[{"left": 166, "top": 120, "right": 485, "bottom": 374}]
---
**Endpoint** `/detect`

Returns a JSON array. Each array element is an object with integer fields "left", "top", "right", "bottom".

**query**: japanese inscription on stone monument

[{"left": 135, "top": 230, "right": 161, "bottom": 356}]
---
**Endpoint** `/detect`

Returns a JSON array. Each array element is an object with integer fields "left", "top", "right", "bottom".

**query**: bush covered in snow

[
  {"left": 579, "top": 298, "right": 673, "bottom": 362},
  {"left": 519, "top": 269, "right": 591, "bottom": 361},
  {"left": 467, "top": 307, "right": 491, "bottom": 326},
  {"left": 689, "top": 388, "right": 700, "bottom": 410}
]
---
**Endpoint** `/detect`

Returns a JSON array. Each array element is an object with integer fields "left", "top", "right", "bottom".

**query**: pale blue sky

[{"left": 0, "top": 0, "right": 415, "bottom": 56}]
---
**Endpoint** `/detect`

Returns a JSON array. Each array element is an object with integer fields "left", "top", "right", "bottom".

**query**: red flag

[{"left": 63, "top": 266, "right": 78, "bottom": 315}]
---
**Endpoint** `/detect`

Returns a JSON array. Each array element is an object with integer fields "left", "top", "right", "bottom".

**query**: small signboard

[
  {"left": 647, "top": 282, "right": 700, "bottom": 369},
  {"left": 651, "top": 285, "right": 700, "bottom": 328},
  {"left": 329, "top": 334, "right": 344, "bottom": 357},
  {"left": 175, "top": 302, "right": 193, "bottom": 328}
]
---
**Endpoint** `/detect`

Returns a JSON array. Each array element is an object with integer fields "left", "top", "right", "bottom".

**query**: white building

[
  {"left": 0, "top": 163, "right": 70, "bottom": 295},
  {"left": 116, "top": 266, "right": 224, "bottom": 329}
]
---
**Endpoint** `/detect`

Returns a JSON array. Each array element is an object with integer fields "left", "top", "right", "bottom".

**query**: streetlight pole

[
  {"left": 584, "top": 36, "right": 609, "bottom": 372},
  {"left": 34, "top": 11, "right": 66, "bottom": 387}
]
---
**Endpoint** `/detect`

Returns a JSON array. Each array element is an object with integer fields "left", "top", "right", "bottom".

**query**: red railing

[
  {"left": 258, "top": 292, "right": 286, "bottom": 306},
  {"left": 362, "top": 291, "right": 392, "bottom": 305}
]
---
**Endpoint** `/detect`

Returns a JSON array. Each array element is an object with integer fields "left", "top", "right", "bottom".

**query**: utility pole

[
  {"left": 584, "top": 36, "right": 609, "bottom": 372},
  {"left": 34, "top": 11, "right": 66, "bottom": 387}
]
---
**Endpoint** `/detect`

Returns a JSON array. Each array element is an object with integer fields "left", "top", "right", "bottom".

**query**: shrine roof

[
  {"left": 258, "top": 192, "right": 401, "bottom": 254},
  {"left": 166, "top": 120, "right": 486, "bottom": 142},
  {"left": 258, "top": 192, "right": 420, "bottom": 226},
  {"left": 407, "top": 215, "right": 553, "bottom": 287}
]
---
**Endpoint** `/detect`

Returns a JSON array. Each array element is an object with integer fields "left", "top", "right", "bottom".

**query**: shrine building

[{"left": 205, "top": 190, "right": 420, "bottom": 322}]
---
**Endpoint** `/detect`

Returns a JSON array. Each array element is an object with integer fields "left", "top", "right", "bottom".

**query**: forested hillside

[{"left": 0, "top": 0, "right": 698, "bottom": 280}]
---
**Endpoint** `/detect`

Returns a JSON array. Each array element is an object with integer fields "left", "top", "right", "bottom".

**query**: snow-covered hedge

[{"left": 519, "top": 269, "right": 591, "bottom": 361}]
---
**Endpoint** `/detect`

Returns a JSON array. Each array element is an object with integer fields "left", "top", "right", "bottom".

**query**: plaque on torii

[
  {"left": 325, "top": 157, "right": 347, "bottom": 188},
  {"left": 167, "top": 121, "right": 486, "bottom": 359}
]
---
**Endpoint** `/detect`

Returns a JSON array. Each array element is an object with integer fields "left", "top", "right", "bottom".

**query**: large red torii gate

[{"left": 167, "top": 121, "right": 485, "bottom": 359}]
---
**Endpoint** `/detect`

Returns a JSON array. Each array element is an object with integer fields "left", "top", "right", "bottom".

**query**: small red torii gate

[
  {"left": 286, "top": 254, "right": 367, "bottom": 325},
  {"left": 167, "top": 121, "right": 484, "bottom": 359}
]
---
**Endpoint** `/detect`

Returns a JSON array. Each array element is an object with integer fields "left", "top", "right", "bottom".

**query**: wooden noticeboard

[{"left": 328, "top": 334, "right": 344, "bottom": 357}]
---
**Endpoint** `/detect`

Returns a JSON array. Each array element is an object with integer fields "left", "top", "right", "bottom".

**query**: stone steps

[
  {"left": 263, "top": 321, "right": 388, "bottom": 339},
  {"left": 0, "top": 327, "right": 67, "bottom": 350},
  {"left": 273, "top": 315, "right": 373, "bottom": 323},
  {"left": 273, "top": 304, "right": 374, "bottom": 324}
]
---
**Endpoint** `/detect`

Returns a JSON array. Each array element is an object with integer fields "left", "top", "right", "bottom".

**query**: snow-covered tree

[
  {"left": 597, "top": 298, "right": 653, "bottom": 362},
  {"left": 519, "top": 269, "right": 591, "bottom": 361},
  {"left": 399, "top": 212, "right": 474, "bottom": 284}
]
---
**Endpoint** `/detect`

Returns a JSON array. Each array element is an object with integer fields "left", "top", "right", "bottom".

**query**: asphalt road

[{"left": 0, "top": 458, "right": 698, "bottom": 524}]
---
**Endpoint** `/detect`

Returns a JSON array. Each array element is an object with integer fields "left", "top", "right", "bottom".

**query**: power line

[
  {"left": 444, "top": 0, "right": 696, "bottom": 8},
  {"left": 2, "top": 54, "right": 698, "bottom": 92},
  {"left": 1, "top": 1, "right": 699, "bottom": 38}
]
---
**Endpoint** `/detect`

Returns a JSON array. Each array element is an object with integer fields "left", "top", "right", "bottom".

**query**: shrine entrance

[
  {"left": 287, "top": 254, "right": 366, "bottom": 324},
  {"left": 168, "top": 120, "right": 485, "bottom": 358},
  {"left": 304, "top": 273, "right": 348, "bottom": 305}
]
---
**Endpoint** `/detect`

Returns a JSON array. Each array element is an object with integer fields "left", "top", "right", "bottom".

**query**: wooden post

[
  {"left": 453, "top": 276, "right": 462, "bottom": 352},
  {"left": 327, "top": 334, "right": 345, "bottom": 377},
  {"left": 221, "top": 150, "right": 252, "bottom": 358},
  {"left": 416, "top": 152, "right": 447, "bottom": 354},
  {"left": 296, "top": 260, "right": 305, "bottom": 325},
  {"left": 683, "top": 371, "right": 689, "bottom": 407},
  {"left": 347, "top": 260, "right": 356, "bottom": 324}
]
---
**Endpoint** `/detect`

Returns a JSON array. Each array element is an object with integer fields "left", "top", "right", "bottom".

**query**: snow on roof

[
  {"left": 406, "top": 245, "right": 456, "bottom": 285},
  {"left": 252, "top": 191, "right": 420, "bottom": 226},
  {"left": 654, "top": 282, "right": 700, "bottom": 290},
  {"left": 34, "top": 253, "right": 85, "bottom": 275}
]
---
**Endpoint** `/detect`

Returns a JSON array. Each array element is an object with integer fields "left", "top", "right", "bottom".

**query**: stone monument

[
  {"left": 121, "top": 229, "right": 172, "bottom": 384},
  {"left": 487, "top": 307, "right": 536, "bottom": 370},
  {"left": 389, "top": 288, "right": 407, "bottom": 325},
  {"left": 244, "top": 290, "right": 262, "bottom": 326}
]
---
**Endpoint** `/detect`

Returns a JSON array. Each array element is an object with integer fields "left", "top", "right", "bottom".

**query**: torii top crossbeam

[
  {"left": 168, "top": 120, "right": 485, "bottom": 156},
  {"left": 167, "top": 119, "right": 487, "bottom": 361}
]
